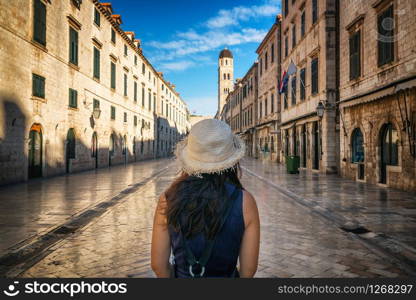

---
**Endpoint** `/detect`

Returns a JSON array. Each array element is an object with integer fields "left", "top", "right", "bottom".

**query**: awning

[
  {"left": 340, "top": 86, "right": 395, "bottom": 108},
  {"left": 395, "top": 78, "right": 416, "bottom": 93}
]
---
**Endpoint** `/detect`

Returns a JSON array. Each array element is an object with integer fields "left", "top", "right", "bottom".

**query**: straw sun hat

[{"left": 175, "top": 119, "right": 246, "bottom": 176}]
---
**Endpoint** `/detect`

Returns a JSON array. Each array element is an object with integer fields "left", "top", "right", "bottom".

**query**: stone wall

[
  {"left": 340, "top": 91, "right": 416, "bottom": 191},
  {"left": 0, "top": 0, "right": 189, "bottom": 185},
  {"left": 339, "top": 0, "right": 416, "bottom": 191}
]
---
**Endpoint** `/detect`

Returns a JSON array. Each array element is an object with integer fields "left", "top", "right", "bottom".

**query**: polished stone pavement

[
  {"left": 11, "top": 158, "right": 410, "bottom": 278},
  {"left": 241, "top": 157, "right": 416, "bottom": 252},
  {"left": 0, "top": 159, "right": 173, "bottom": 256}
]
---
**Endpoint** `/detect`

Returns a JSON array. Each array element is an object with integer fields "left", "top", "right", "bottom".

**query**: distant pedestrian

[{"left": 151, "top": 119, "right": 260, "bottom": 278}]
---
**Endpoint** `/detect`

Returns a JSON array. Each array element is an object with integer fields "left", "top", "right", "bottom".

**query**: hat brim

[{"left": 174, "top": 135, "right": 246, "bottom": 176}]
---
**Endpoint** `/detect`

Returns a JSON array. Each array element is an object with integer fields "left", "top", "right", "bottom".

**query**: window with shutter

[
  {"left": 32, "top": 74, "right": 45, "bottom": 98},
  {"left": 311, "top": 57, "right": 318, "bottom": 94},
  {"left": 69, "top": 27, "right": 78, "bottom": 65},
  {"left": 292, "top": 24, "right": 296, "bottom": 48},
  {"left": 349, "top": 30, "right": 361, "bottom": 80},
  {"left": 291, "top": 76, "right": 297, "bottom": 105},
  {"left": 94, "top": 8, "right": 100, "bottom": 26},
  {"left": 93, "top": 47, "right": 100, "bottom": 79},
  {"left": 300, "top": 68, "right": 306, "bottom": 100},
  {"left": 134, "top": 82, "right": 137, "bottom": 101},
  {"left": 284, "top": 89, "right": 288, "bottom": 109},
  {"left": 124, "top": 74, "right": 127, "bottom": 96},
  {"left": 378, "top": 5, "right": 394, "bottom": 66},
  {"left": 110, "top": 62, "right": 116, "bottom": 89},
  {"left": 111, "top": 28, "right": 116, "bottom": 44},
  {"left": 312, "top": 0, "right": 318, "bottom": 24},
  {"left": 285, "top": 36, "right": 288, "bottom": 57},
  {"left": 111, "top": 106, "right": 116, "bottom": 120},
  {"left": 33, "top": 0, "right": 47, "bottom": 46},
  {"left": 301, "top": 11, "right": 305, "bottom": 37},
  {"left": 68, "top": 88, "right": 77, "bottom": 108},
  {"left": 284, "top": 0, "right": 289, "bottom": 17}
]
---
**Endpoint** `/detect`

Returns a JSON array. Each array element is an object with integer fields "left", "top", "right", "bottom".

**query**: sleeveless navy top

[{"left": 168, "top": 183, "right": 245, "bottom": 278}]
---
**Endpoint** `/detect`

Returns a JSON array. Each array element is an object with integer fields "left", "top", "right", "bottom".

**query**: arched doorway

[
  {"left": 109, "top": 133, "right": 115, "bottom": 166},
  {"left": 302, "top": 125, "right": 307, "bottom": 168},
  {"left": 28, "top": 124, "right": 43, "bottom": 178},
  {"left": 293, "top": 127, "right": 298, "bottom": 156},
  {"left": 285, "top": 130, "right": 289, "bottom": 157},
  {"left": 380, "top": 123, "right": 399, "bottom": 184},
  {"left": 351, "top": 128, "right": 364, "bottom": 163},
  {"left": 351, "top": 128, "right": 365, "bottom": 180},
  {"left": 66, "top": 128, "right": 76, "bottom": 173},
  {"left": 132, "top": 137, "right": 136, "bottom": 162},
  {"left": 122, "top": 135, "right": 127, "bottom": 164},
  {"left": 91, "top": 132, "right": 98, "bottom": 169},
  {"left": 312, "top": 122, "right": 319, "bottom": 170}
]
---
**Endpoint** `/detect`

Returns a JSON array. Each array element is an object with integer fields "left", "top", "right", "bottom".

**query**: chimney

[
  {"left": 111, "top": 14, "right": 122, "bottom": 26},
  {"left": 125, "top": 31, "right": 135, "bottom": 41},
  {"left": 134, "top": 39, "right": 141, "bottom": 49},
  {"left": 101, "top": 3, "right": 113, "bottom": 14}
]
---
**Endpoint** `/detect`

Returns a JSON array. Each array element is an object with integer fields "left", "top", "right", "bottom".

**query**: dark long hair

[{"left": 165, "top": 164, "right": 243, "bottom": 240}]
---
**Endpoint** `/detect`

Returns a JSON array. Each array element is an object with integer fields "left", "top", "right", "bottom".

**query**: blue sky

[{"left": 114, "top": 0, "right": 281, "bottom": 116}]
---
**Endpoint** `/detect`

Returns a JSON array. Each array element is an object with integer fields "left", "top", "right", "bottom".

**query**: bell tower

[{"left": 217, "top": 48, "right": 234, "bottom": 115}]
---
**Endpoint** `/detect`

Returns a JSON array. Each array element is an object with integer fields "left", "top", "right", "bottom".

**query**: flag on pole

[
  {"left": 278, "top": 71, "right": 288, "bottom": 94},
  {"left": 287, "top": 61, "right": 297, "bottom": 76}
]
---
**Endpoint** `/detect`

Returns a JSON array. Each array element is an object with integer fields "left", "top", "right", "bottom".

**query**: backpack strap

[{"left": 179, "top": 186, "right": 240, "bottom": 277}]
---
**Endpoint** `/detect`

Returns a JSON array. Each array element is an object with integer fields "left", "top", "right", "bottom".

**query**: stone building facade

[
  {"left": 255, "top": 15, "right": 282, "bottom": 162},
  {"left": 219, "top": 60, "right": 258, "bottom": 158},
  {"left": 239, "top": 63, "right": 258, "bottom": 158},
  {"left": 280, "top": 0, "right": 339, "bottom": 173},
  {"left": 0, "top": 0, "right": 189, "bottom": 185},
  {"left": 339, "top": 0, "right": 416, "bottom": 191}
]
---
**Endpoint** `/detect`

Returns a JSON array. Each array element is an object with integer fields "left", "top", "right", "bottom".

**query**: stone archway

[{"left": 28, "top": 123, "right": 43, "bottom": 178}]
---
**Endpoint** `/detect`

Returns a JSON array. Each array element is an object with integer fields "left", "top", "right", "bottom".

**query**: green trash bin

[{"left": 286, "top": 155, "right": 300, "bottom": 174}]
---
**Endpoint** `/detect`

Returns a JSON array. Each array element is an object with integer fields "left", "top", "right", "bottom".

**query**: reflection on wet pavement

[
  {"left": 0, "top": 159, "right": 174, "bottom": 255},
  {"left": 20, "top": 160, "right": 407, "bottom": 278}
]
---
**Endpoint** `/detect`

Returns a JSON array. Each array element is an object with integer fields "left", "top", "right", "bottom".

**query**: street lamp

[
  {"left": 316, "top": 101, "right": 325, "bottom": 118},
  {"left": 93, "top": 107, "right": 101, "bottom": 119}
]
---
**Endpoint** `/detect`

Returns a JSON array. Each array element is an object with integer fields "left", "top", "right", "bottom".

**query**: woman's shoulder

[{"left": 241, "top": 189, "right": 258, "bottom": 227}]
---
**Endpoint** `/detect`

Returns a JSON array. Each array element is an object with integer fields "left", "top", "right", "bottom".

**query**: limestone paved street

[
  {"left": 1, "top": 158, "right": 409, "bottom": 278},
  {"left": 0, "top": 159, "right": 171, "bottom": 256}
]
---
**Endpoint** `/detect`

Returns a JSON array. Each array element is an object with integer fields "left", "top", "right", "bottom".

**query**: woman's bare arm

[
  {"left": 150, "top": 194, "right": 171, "bottom": 278},
  {"left": 239, "top": 190, "right": 260, "bottom": 278}
]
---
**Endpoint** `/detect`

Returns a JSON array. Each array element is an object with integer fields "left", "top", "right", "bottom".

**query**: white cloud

[
  {"left": 206, "top": 1, "right": 280, "bottom": 29},
  {"left": 146, "top": 0, "right": 280, "bottom": 72},
  {"left": 152, "top": 28, "right": 267, "bottom": 58},
  {"left": 159, "top": 61, "right": 195, "bottom": 72}
]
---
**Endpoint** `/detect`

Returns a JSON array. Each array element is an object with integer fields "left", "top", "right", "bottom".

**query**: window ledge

[
  {"left": 68, "top": 106, "right": 79, "bottom": 111},
  {"left": 31, "top": 96, "right": 47, "bottom": 103},
  {"left": 93, "top": 77, "right": 100, "bottom": 83},
  {"left": 387, "top": 165, "right": 402, "bottom": 173},
  {"left": 68, "top": 63, "right": 79, "bottom": 71},
  {"left": 31, "top": 40, "right": 48, "bottom": 53}
]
